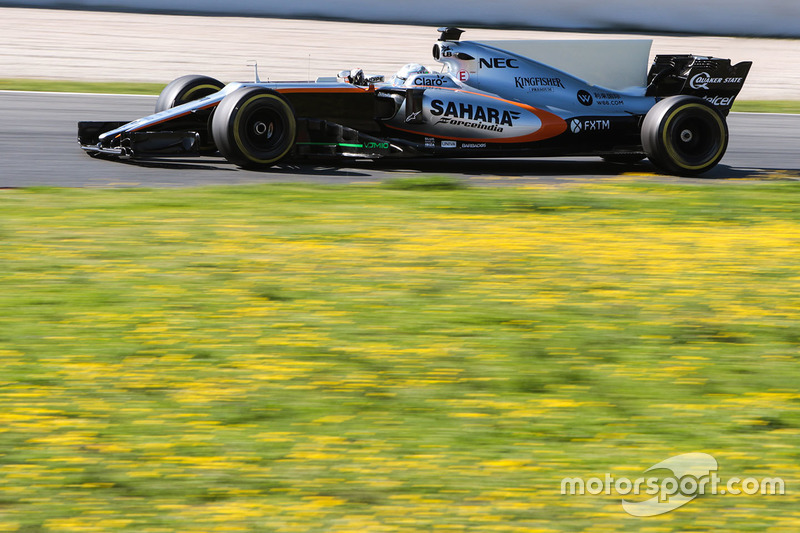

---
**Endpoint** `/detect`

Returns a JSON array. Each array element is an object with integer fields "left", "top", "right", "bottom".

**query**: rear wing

[{"left": 646, "top": 55, "right": 752, "bottom": 115}]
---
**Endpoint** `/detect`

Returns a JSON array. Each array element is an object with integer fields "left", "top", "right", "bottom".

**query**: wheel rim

[
  {"left": 229, "top": 92, "right": 295, "bottom": 165},
  {"left": 663, "top": 106, "right": 725, "bottom": 169},
  {"left": 240, "top": 107, "right": 287, "bottom": 156}
]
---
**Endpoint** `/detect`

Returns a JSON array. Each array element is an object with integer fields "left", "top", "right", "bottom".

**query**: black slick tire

[
  {"left": 211, "top": 87, "right": 296, "bottom": 169},
  {"left": 642, "top": 96, "right": 728, "bottom": 176},
  {"left": 154, "top": 75, "right": 225, "bottom": 113}
]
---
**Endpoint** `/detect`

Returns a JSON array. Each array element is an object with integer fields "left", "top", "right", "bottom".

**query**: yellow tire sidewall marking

[
  {"left": 232, "top": 93, "right": 296, "bottom": 164},
  {"left": 181, "top": 84, "right": 222, "bottom": 102},
  {"left": 662, "top": 103, "right": 726, "bottom": 171}
]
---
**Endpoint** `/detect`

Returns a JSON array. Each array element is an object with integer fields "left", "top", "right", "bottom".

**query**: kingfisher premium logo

[{"left": 514, "top": 77, "right": 565, "bottom": 90}]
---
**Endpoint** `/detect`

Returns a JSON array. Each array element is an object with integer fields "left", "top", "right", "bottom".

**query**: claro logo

[{"left": 413, "top": 76, "right": 446, "bottom": 86}]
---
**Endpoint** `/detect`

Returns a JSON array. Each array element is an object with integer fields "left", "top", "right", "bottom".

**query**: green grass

[
  {"left": 731, "top": 100, "right": 800, "bottom": 114},
  {"left": 2, "top": 181, "right": 800, "bottom": 531},
  {"left": 2, "top": 78, "right": 799, "bottom": 114},
  {"left": 382, "top": 175, "right": 467, "bottom": 190},
  {"left": 0, "top": 78, "right": 164, "bottom": 95}
]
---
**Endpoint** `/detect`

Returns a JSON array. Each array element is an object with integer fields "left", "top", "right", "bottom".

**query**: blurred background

[
  {"left": 3, "top": 0, "right": 800, "bottom": 36},
  {"left": 1, "top": 2, "right": 799, "bottom": 99}
]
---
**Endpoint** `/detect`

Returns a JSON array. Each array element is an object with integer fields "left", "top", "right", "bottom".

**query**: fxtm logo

[
  {"left": 570, "top": 119, "right": 610, "bottom": 133},
  {"left": 479, "top": 58, "right": 519, "bottom": 69}
]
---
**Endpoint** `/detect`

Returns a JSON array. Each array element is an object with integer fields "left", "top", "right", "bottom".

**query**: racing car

[{"left": 78, "top": 27, "right": 752, "bottom": 176}]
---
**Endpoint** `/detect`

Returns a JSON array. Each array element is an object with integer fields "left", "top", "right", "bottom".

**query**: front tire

[
  {"left": 211, "top": 87, "right": 296, "bottom": 169},
  {"left": 155, "top": 75, "right": 225, "bottom": 113},
  {"left": 642, "top": 96, "right": 728, "bottom": 176},
  {"left": 155, "top": 75, "right": 225, "bottom": 153}
]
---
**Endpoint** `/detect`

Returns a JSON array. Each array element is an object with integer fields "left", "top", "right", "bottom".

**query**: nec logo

[{"left": 479, "top": 58, "right": 519, "bottom": 69}]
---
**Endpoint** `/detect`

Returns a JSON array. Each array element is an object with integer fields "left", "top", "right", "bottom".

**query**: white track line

[{"left": 0, "top": 90, "right": 157, "bottom": 98}]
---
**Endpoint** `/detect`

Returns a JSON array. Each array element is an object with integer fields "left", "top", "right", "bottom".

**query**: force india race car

[{"left": 78, "top": 27, "right": 752, "bottom": 176}]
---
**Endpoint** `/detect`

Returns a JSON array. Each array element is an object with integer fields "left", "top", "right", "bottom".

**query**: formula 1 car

[{"left": 78, "top": 27, "right": 751, "bottom": 176}]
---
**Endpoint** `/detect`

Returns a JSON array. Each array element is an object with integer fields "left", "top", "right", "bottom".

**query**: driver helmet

[{"left": 391, "top": 63, "right": 429, "bottom": 86}]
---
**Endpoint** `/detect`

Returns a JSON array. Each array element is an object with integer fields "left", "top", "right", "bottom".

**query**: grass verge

[
  {"left": 731, "top": 100, "right": 800, "bottom": 114},
  {"left": 1, "top": 181, "right": 800, "bottom": 531},
  {"left": 1, "top": 78, "right": 799, "bottom": 114},
  {"left": 0, "top": 78, "right": 164, "bottom": 95}
]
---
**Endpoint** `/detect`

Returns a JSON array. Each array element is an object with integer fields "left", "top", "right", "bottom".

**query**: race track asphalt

[{"left": 1, "top": 91, "right": 799, "bottom": 188}]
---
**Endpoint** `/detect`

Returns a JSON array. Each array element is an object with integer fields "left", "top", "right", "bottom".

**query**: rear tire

[
  {"left": 155, "top": 74, "right": 225, "bottom": 113},
  {"left": 642, "top": 96, "right": 728, "bottom": 176},
  {"left": 211, "top": 87, "right": 296, "bottom": 169}
]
